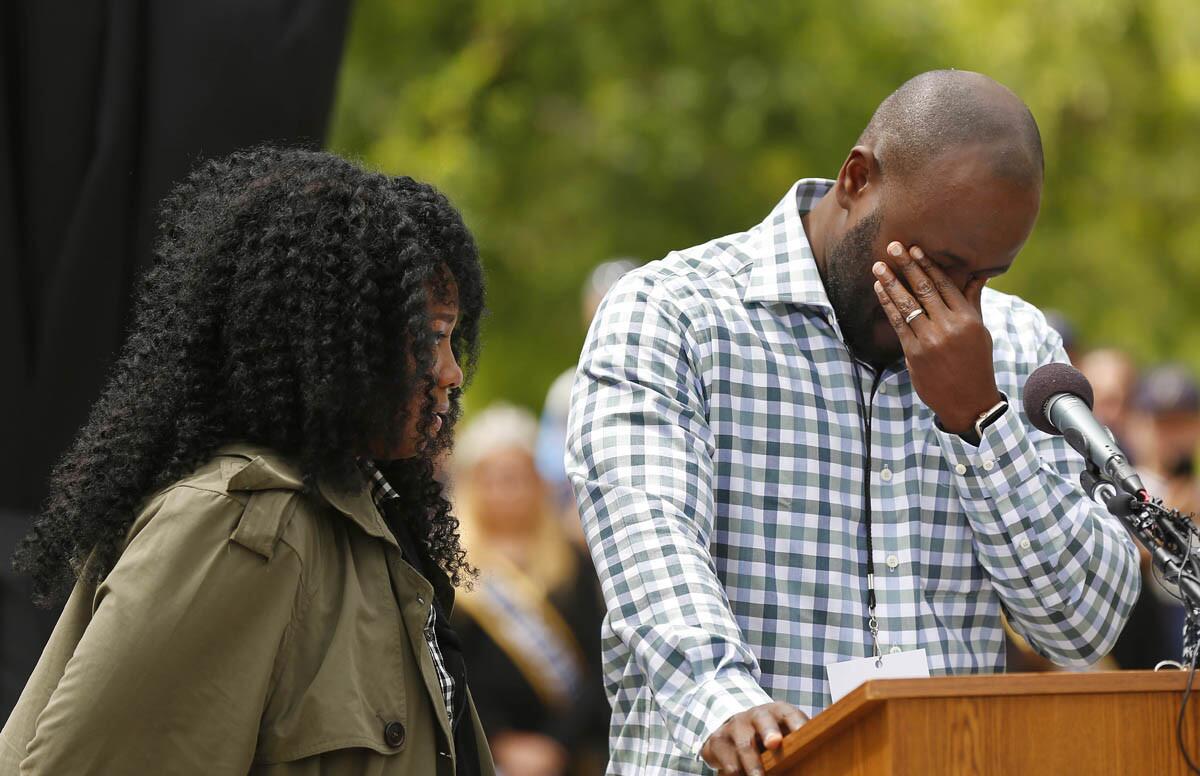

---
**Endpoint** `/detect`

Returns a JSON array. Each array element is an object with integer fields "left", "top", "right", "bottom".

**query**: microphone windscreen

[{"left": 1022, "top": 362, "right": 1095, "bottom": 435}]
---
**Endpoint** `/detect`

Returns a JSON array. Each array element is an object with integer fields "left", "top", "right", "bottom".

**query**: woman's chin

[{"left": 380, "top": 420, "right": 443, "bottom": 461}]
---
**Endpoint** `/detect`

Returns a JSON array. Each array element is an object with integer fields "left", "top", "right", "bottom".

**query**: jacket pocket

[
  {"left": 252, "top": 529, "right": 419, "bottom": 765},
  {"left": 253, "top": 659, "right": 413, "bottom": 764}
]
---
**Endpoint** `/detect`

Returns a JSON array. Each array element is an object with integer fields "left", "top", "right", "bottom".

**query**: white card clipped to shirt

[{"left": 825, "top": 649, "right": 931, "bottom": 704}]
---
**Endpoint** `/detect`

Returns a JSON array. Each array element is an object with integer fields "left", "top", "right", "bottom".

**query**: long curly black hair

[{"left": 16, "top": 146, "right": 485, "bottom": 606}]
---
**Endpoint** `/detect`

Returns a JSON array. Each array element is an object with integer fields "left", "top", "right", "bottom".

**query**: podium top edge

[{"left": 855, "top": 669, "right": 1191, "bottom": 702}]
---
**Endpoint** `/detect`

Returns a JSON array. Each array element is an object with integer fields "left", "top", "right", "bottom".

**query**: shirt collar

[
  {"left": 358, "top": 458, "right": 400, "bottom": 510},
  {"left": 359, "top": 458, "right": 457, "bottom": 611},
  {"left": 742, "top": 178, "right": 836, "bottom": 312}
]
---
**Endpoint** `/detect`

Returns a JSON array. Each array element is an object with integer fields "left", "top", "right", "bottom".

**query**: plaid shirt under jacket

[
  {"left": 565, "top": 179, "right": 1141, "bottom": 775},
  {"left": 359, "top": 460, "right": 457, "bottom": 727}
]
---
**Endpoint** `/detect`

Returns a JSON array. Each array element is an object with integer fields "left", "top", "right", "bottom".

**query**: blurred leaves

[{"left": 329, "top": 0, "right": 1200, "bottom": 410}]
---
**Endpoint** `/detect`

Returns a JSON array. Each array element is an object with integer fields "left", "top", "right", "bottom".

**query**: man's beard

[{"left": 822, "top": 207, "right": 900, "bottom": 368}]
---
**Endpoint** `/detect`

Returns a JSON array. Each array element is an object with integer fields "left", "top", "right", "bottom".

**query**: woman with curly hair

[{"left": 0, "top": 147, "right": 494, "bottom": 776}]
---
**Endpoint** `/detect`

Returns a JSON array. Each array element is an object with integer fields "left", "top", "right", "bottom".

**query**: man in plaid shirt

[{"left": 566, "top": 70, "right": 1140, "bottom": 775}]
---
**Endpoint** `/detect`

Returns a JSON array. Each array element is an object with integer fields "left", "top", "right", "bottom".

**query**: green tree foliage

[{"left": 330, "top": 0, "right": 1200, "bottom": 412}]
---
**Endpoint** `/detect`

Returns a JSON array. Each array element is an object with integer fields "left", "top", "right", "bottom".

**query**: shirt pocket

[
  {"left": 919, "top": 515, "right": 988, "bottom": 599},
  {"left": 918, "top": 437, "right": 988, "bottom": 602}
]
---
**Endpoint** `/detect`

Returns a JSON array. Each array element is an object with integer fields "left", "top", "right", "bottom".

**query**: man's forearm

[{"left": 938, "top": 407, "right": 1141, "bottom": 665}]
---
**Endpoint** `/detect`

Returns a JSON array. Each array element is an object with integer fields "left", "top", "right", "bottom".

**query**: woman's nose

[{"left": 441, "top": 352, "right": 464, "bottom": 390}]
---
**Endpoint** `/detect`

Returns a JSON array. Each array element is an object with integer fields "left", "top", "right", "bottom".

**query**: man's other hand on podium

[{"left": 700, "top": 701, "right": 808, "bottom": 776}]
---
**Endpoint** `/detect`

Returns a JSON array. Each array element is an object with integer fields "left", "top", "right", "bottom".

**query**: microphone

[{"left": 1023, "top": 363, "right": 1147, "bottom": 498}]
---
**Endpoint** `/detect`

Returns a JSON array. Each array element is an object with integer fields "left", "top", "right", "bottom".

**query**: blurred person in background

[
  {"left": 1129, "top": 364, "right": 1200, "bottom": 512},
  {"left": 452, "top": 404, "right": 608, "bottom": 776},
  {"left": 1105, "top": 361, "right": 1200, "bottom": 668},
  {"left": 1078, "top": 348, "right": 1140, "bottom": 459},
  {"left": 1, "top": 148, "right": 494, "bottom": 775},
  {"left": 536, "top": 259, "right": 639, "bottom": 547}
]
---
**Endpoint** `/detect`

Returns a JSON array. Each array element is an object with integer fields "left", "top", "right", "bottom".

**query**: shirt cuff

[
  {"left": 935, "top": 403, "right": 1043, "bottom": 503},
  {"left": 685, "top": 667, "right": 774, "bottom": 760}
]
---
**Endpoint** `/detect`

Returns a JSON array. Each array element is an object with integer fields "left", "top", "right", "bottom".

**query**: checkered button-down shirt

[
  {"left": 360, "top": 460, "right": 457, "bottom": 727},
  {"left": 566, "top": 179, "right": 1141, "bottom": 775}
]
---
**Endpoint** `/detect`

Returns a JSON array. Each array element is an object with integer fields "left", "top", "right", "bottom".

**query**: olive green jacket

[{"left": 0, "top": 444, "right": 495, "bottom": 776}]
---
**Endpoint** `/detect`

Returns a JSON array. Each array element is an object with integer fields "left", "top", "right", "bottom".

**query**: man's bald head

[
  {"left": 858, "top": 70, "right": 1043, "bottom": 189},
  {"left": 814, "top": 70, "right": 1044, "bottom": 368}
]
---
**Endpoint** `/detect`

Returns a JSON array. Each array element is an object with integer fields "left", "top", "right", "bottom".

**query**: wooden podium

[{"left": 762, "top": 671, "right": 1200, "bottom": 775}]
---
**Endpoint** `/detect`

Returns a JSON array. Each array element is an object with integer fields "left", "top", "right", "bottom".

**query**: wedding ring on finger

[{"left": 904, "top": 307, "right": 926, "bottom": 325}]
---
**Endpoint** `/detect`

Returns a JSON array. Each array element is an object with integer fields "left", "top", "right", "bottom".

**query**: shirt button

[
  {"left": 982, "top": 457, "right": 996, "bottom": 472},
  {"left": 889, "top": 646, "right": 903, "bottom": 655},
  {"left": 878, "top": 383, "right": 887, "bottom": 394},
  {"left": 416, "top": 596, "right": 425, "bottom": 606},
  {"left": 384, "top": 721, "right": 406, "bottom": 748},
  {"left": 1019, "top": 537, "right": 1032, "bottom": 551},
  {"left": 880, "top": 467, "right": 893, "bottom": 481},
  {"left": 886, "top": 554, "right": 900, "bottom": 569},
  {"left": 954, "top": 463, "right": 967, "bottom": 475}
]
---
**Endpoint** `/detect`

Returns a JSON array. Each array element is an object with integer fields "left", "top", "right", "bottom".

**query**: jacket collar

[
  {"left": 216, "top": 442, "right": 399, "bottom": 550},
  {"left": 316, "top": 475, "right": 401, "bottom": 551},
  {"left": 742, "top": 178, "right": 836, "bottom": 313}
]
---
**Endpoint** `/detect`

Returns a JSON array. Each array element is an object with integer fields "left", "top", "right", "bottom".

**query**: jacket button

[{"left": 384, "top": 720, "right": 406, "bottom": 747}]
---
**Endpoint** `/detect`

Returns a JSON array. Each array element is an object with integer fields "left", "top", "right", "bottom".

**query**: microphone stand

[
  {"left": 1082, "top": 465, "right": 1200, "bottom": 664},
  {"left": 1089, "top": 466, "right": 1200, "bottom": 776}
]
